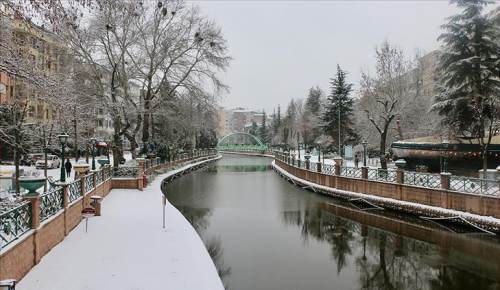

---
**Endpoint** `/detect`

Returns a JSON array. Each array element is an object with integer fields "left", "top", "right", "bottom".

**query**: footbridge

[{"left": 216, "top": 132, "right": 268, "bottom": 153}]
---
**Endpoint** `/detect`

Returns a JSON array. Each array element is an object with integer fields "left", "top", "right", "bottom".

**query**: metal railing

[
  {"left": 340, "top": 166, "right": 363, "bottom": 178},
  {"left": 40, "top": 187, "right": 64, "bottom": 222},
  {"left": 112, "top": 167, "right": 139, "bottom": 178},
  {"left": 367, "top": 168, "right": 397, "bottom": 183},
  {"left": 68, "top": 180, "right": 82, "bottom": 203},
  {"left": 450, "top": 176, "right": 499, "bottom": 196},
  {"left": 0, "top": 201, "right": 32, "bottom": 248},
  {"left": 403, "top": 172, "right": 441, "bottom": 189},
  {"left": 273, "top": 152, "right": 500, "bottom": 196},
  {"left": 85, "top": 174, "right": 94, "bottom": 193},
  {"left": 323, "top": 164, "right": 335, "bottom": 175},
  {"left": 95, "top": 170, "right": 104, "bottom": 185}
]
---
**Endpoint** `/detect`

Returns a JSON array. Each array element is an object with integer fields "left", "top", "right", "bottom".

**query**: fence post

[
  {"left": 333, "top": 157, "right": 342, "bottom": 176},
  {"left": 361, "top": 166, "right": 368, "bottom": 179},
  {"left": 396, "top": 169, "right": 404, "bottom": 184},
  {"left": 440, "top": 172, "right": 451, "bottom": 190},
  {"left": 317, "top": 162, "right": 322, "bottom": 173},
  {"left": 305, "top": 159, "right": 310, "bottom": 170},
  {"left": 137, "top": 158, "right": 145, "bottom": 191},
  {"left": 23, "top": 195, "right": 41, "bottom": 264}
]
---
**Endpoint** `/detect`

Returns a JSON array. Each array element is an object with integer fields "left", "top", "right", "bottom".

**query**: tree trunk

[
  {"left": 380, "top": 131, "right": 387, "bottom": 170},
  {"left": 142, "top": 98, "right": 150, "bottom": 145}
]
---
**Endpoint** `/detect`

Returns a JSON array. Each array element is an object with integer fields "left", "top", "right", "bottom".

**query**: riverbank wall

[{"left": 272, "top": 158, "right": 500, "bottom": 231}]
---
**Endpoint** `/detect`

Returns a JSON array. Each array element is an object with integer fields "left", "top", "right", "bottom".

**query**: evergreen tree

[
  {"left": 305, "top": 86, "right": 322, "bottom": 115},
  {"left": 303, "top": 86, "right": 324, "bottom": 145},
  {"left": 259, "top": 111, "right": 268, "bottom": 143},
  {"left": 432, "top": 0, "right": 500, "bottom": 171},
  {"left": 249, "top": 121, "right": 258, "bottom": 137},
  {"left": 322, "top": 65, "right": 358, "bottom": 155}
]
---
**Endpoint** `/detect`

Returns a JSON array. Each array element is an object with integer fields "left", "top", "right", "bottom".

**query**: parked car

[
  {"left": 35, "top": 155, "right": 61, "bottom": 169},
  {"left": 22, "top": 153, "right": 44, "bottom": 166}
]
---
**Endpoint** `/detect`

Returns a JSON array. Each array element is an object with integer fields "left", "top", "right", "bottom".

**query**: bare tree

[{"left": 360, "top": 41, "right": 413, "bottom": 169}]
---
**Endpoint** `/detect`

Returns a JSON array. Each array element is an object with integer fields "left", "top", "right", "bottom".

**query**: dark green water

[{"left": 165, "top": 155, "right": 500, "bottom": 290}]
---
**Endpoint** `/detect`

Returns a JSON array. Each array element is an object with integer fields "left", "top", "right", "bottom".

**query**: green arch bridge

[{"left": 217, "top": 132, "right": 268, "bottom": 153}]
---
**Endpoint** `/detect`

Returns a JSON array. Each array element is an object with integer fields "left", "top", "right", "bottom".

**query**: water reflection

[
  {"left": 283, "top": 202, "right": 500, "bottom": 290},
  {"left": 166, "top": 155, "right": 500, "bottom": 290},
  {"left": 176, "top": 205, "right": 232, "bottom": 288}
]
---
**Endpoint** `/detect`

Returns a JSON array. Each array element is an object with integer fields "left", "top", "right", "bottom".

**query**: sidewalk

[{"left": 17, "top": 161, "right": 224, "bottom": 290}]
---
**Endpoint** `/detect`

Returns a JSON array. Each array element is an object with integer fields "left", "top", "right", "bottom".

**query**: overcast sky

[{"left": 190, "top": 0, "right": 460, "bottom": 113}]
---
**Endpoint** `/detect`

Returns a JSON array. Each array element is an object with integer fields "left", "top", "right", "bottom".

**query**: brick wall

[{"left": 275, "top": 159, "right": 500, "bottom": 219}]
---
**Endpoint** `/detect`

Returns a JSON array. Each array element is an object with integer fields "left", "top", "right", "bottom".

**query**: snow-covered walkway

[{"left": 17, "top": 159, "right": 224, "bottom": 290}]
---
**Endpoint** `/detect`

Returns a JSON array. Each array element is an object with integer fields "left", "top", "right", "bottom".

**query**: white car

[{"left": 35, "top": 155, "right": 61, "bottom": 169}]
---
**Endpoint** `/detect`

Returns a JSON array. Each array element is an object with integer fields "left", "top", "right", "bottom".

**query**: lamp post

[
  {"left": 362, "top": 141, "right": 368, "bottom": 167},
  {"left": 106, "top": 140, "right": 111, "bottom": 162},
  {"left": 442, "top": 139, "right": 449, "bottom": 173},
  {"left": 90, "top": 137, "right": 97, "bottom": 171},
  {"left": 58, "top": 133, "right": 69, "bottom": 182},
  {"left": 316, "top": 142, "right": 321, "bottom": 163}
]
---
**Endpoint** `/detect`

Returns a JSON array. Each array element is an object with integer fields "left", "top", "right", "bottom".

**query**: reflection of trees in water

[
  {"left": 282, "top": 204, "right": 498, "bottom": 290},
  {"left": 429, "top": 266, "right": 497, "bottom": 290},
  {"left": 175, "top": 206, "right": 232, "bottom": 288},
  {"left": 205, "top": 236, "right": 232, "bottom": 289},
  {"left": 281, "top": 206, "right": 357, "bottom": 273}
]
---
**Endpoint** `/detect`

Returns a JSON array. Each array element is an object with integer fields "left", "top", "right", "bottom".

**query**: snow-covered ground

[{"left": 17, "top": 158, "right": 224, "bottom": 290}]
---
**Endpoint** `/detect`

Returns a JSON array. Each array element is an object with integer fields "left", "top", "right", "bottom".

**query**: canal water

[{"left": 164, "top": 154, "right": 500, "bottom": 290}]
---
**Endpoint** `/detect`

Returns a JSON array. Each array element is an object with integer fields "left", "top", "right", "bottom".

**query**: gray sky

[{"left": 191, "top": 0, "right": 460, "bottom": 113}]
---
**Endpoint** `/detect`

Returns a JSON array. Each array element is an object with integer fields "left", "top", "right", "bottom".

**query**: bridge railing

[{"left": 273, "top": 152, "right": 500, "bottom": 197}]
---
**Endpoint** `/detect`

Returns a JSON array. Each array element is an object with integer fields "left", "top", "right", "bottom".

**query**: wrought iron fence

[
  {"left": 450, "top": 176, "right": 499, "bottom": 196},
  {"left": 85, "top": 174, "right": 94, "bottom": 192},
  {"left": 403, "top": 172, "right": 441, "bottom": 189},
  {"left": 112, "top": 167, "right": 139, "bottom": 178},
  {"left": 322, "top": 164, "right": 335, "bottom": 175},
  {"left": 309, "top": 162, "right": 318, "bottom": 172},
  {"left": 0, "top": 201, "right": 32, "bottom": 247},
  {"left": 40, "top": 188, "right": 64, "bottom": 221},
  {"left": 95, "top": 170, "right": 104, "bottom": 185},
  {"left": 340, "top": 166, "right": 362, "bottom": 178},
  {"left": 68, "top": 180, "right": 82, "bottom": 203},
  {"left": 367, "top": 168, "right": 397, "bottom": 183}
]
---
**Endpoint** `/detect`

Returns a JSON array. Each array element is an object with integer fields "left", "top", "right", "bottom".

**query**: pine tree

[
  {"left": 432, "top": 0, "right": 500, "bottom": 171},
  {"left": 322, "top": 65, "right": 357, "bottom": 155},
  {"left": 259, "top": 111, "right": 268, "bottom": 143},
  {"left": 303, "top": 86, "right": 323, "bottom": 145},
  {"left": 249, "top": 121, "right": 258, "bottom": 137}
]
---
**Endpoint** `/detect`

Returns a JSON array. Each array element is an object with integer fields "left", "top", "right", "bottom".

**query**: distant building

[{"left": 216, "top": 107, "right": 272, "bottom": 137}]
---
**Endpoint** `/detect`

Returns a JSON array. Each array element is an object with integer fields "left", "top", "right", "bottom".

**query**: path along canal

[{"left": 164, "top": 154, "right": 500, "bottom": 290}]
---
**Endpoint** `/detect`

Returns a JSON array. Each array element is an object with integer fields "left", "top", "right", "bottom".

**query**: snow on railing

[
  {"left": 273, "top": 152, "right": 500, "bottom": 196},
  {"left": 340, "top": 166, "right": 363, "bottom": 178},
  {"left": 112, "top": 167, "right": 139, "bottom": 178},
  {"left": 40, "top": 187, "right": 64, "bottom": 222},
  {"left": 403, "top": 172, "right": 441, "bottom": 189},
  {"left": 68, "top": 180, "right": 82, "bottom": 203},
  {"left": 450, "top": 176, "right": 499, "bottom": 196},
  {"left": 367, "top": 168, "right": 397, "bottom": 183},
  {"left": 0, "top": 201, "right": 32, "bottom": 248}
]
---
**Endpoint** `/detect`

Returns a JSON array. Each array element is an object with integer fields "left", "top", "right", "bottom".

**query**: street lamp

[
  {"left": 106, "top": 140, "right": 111, "bottom": 162},
  {"left": 90, "top": 137, "right": 97, "bottom": 170},
  {"left": 58, "top": 133, "right": 69, "bottom": 182},
  {"left": 316, "top": 141, "right": 321, "bottom": 163},
  {"left": 442, "top": 139, "right": 449, "bottom": 173},
  {"left": 362, "top": 141, "right": 368, "bottom": 167}
]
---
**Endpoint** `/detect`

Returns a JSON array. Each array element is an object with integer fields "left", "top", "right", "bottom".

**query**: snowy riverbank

[{"left": 17, "top": 157, "right": 224, "bottom": 290}]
